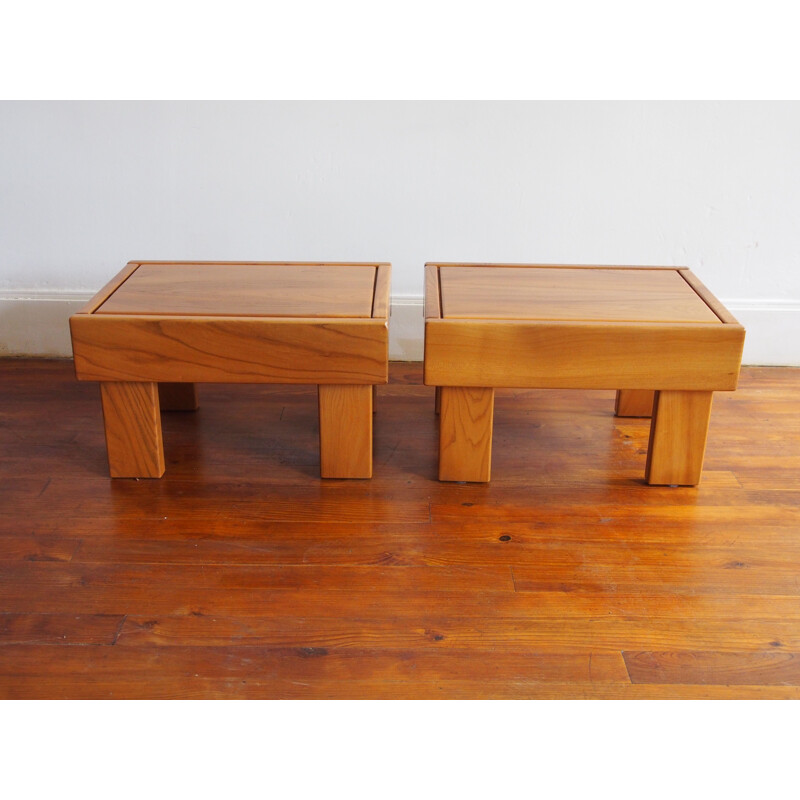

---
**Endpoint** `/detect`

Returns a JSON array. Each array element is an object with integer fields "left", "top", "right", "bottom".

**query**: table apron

[
  {"left": 424, "top": 319, "right": 744, "bottom": 390},
  {"left": 71, "top": 315, "right": 388, "bottom": 384}
]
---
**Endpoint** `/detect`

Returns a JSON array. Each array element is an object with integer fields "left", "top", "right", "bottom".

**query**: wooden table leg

[
  {"left": 158, "top": 383, "right": 199, "bottom": 411},
  {"left": 318, "top": 385, "right": 373, "bottom": 478},
  {"left": 438, "top": 387, "right": 494, "bottom": 482},
  {"left": 645, "top": 390, "right": 713, "bottom": 486},
  {"left": 100, "top": 382, "right": 165, "bottom": 478},
  {"left": 434, "top": 386, "right": 442, "bottom": 415},
  {"left": 615, "top": 389, "right": 655, "bottom": 417}
]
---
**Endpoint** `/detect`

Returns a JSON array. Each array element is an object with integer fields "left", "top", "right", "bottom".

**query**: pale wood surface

[
  {"left": 427, "top": 262, "right": 682, "bottom": 270},
  {"left": 678, "top": 269, "right": 741, "bottom": 325},
  {"left": 615, "top": 389, "right": 655, "bottom": 417},
  {"left": 71, "top": 262, "right": 390, "bottom": 479},
  {"left": 424, "top": 263, "right": 441, "bottom": 319},
  {"left": 425, "top": 264, "right": 744, "bottom": 390},
  {"left": 438, "top": 387, "right": 494, "bottom": 482},
  {"left": 426, "top": 264, "right": 743, "bottom": 486},
  {"left": 72, "top": 315, "right": 388, "bottom": 384},
  {"left": 424, "top": 319, "right": 744, "bottom": 390},
  {"left": 100, "top": 382, "right": 164, "bottom": 478},
  {"left": 439, "top": 266, "right": 722, "bottom": 322},
  {"left": 318, "top": 384, "right": 373, "bottom": 478},
  {"left": 2, "top": 360, "right": 800, "bottom": 698},
  {"left": 71, "top": 262, "right": 390, "bottom": 386},
  {"left": 158, "top": 383, "right": 199, "bottom": 411},
  {"left": 75, "top": 261, "right": 141, "bottom": 315},
  {"left": 371, "top": 264, "right": 391, "bottom": 319},
  {"left": 645, "top": 390, "right": 714, "bottom": 485},
  {"left": 95, "top": 263, "right": 376, "bottom": 318}
]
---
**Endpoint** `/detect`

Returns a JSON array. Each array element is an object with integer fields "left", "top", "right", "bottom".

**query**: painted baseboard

[
  {"left": 1, "top": 291, "right": 798, "bottom": 366},
  {"left": 717, "top": 299, "right": 800, "bottom": 366},
  {"left": 0, "top": 291, "right": 89, "bottom": 358},
  {"left": 388, "top": 295, "right": 425, "bottom": 361}
]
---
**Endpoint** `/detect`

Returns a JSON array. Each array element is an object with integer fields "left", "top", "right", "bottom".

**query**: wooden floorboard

[{"left": 1, "top": 359, "right": 799, "bottom": 698}]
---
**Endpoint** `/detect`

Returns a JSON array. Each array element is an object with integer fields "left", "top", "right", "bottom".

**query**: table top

[
  {"left": 93, "top": 262, "right": 385, "bottom": 318},
  {"left": 434, "top": 265, "right": 724, "bottom": 324}
]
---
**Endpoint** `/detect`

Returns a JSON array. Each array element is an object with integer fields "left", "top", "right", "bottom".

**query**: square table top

[
  {"left": 71, "top": 261, "right": 391, "bottom": 385},
  {"left": 430, "top": 264, "right": 727, "bottom": 324},
  {"left": 88, "top": 261, "right": 388, "bottom": 319},
  {"left": 423, "top": 263, "right": 744, "bottom": 391}
]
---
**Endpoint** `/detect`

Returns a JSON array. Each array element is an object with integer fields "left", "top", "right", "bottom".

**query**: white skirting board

[
  {"left": 1, "top": 291, "right": 798, "bottom": 366},
  {"left": 0, "top": 292, "right": 89, "bottom": 358}
]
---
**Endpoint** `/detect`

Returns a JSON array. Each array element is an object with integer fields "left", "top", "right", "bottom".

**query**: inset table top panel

[
  {"left": 438, "top": 266, "right": 722, "bottom": 324},
  {"left": 96, "top": 263, "right": 379, "bottom": 318}
]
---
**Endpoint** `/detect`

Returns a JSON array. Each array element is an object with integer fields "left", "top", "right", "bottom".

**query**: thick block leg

[
  {"left": 615, "top": 389, "right": 655, "bottom": 418},
  {"left": 435, "top": 386, "right": 442, "bottom": 415},
  {"left": 645, "top": 390, "right": 713, "bottom": 486},
  {"left": 158, "top": 383, "right": 199, "bottom": 411},
  {"left": 438, "top": 387, "right": 494, "bottom": 482},
  {"left": 318, "top": 385, "right": 373, "bottom": 478},
  {"left": 100, "top": 382, "right": 165, "bottom": 478}
]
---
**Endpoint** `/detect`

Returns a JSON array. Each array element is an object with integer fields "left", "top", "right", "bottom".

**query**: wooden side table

[
  {"left": 70, "top": 261, "right": 390, "bottom": 479},
  {"left": 424, "top": 263, "right": 745, "bottom": 485}
]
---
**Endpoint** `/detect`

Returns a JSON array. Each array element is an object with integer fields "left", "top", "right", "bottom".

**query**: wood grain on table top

[
  {"left": 95, "top": 263, "right": 378, "bottom": 318},
  {"left": 438, "top": 266, "right": 723, "bottom": 323}
]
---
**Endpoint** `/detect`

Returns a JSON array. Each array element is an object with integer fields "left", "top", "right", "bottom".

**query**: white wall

[{"left": 1, "top": 101, "right": 799, "bottom": 363}]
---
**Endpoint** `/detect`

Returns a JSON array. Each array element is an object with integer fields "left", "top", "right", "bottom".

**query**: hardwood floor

[{"left": 1, "top": 359, "right": 799, "bottom": 698}]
